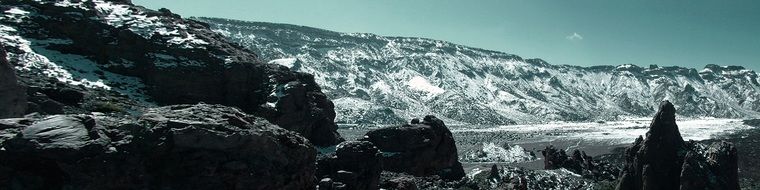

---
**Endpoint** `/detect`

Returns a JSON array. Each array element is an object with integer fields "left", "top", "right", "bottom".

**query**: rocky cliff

[{"left": 0, "top": 0, "right": 342, "bottom": 146}]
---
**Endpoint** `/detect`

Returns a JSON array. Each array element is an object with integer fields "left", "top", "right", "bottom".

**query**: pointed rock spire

[{"left": 616, "top": 101, "right": 740, "bottom": 190}]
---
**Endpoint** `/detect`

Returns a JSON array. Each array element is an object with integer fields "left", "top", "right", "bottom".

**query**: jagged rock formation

[
  {"left": 541, "top": 145, "right": 620, "bottom": 181},
  {"left": 0, "top": 0, "right": 341, "bottom": 146},
  {"left": 317, "top": 141, "right": 382, "bottom": 190},
  {"left": 0, "top": 45, "right": 26, "bottom": 118},
  {"left": 0, "top": 104, "right": 316, "bottom": 190},
  {"left": 616, "top": 101, "right": 739, "bottom": 190},
  {"left": 198, "top": 17, "right": 760, "bottom": 125},
  {"left": 362, "top": 116, "right": 464, "bottom": 180}
]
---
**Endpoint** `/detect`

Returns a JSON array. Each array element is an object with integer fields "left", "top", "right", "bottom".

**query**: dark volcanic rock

[
  {"left": 616, "top": 101, "right": 739, "bottom": 190},
  {"left": 317, "top": 141, "right": 382, "bottom": 190},
  {"left": 362, "top": 116, "right": 465, "bottom": 180},
  {"left": 541, "top": 145, "right": 620, "bottom": 181},
  {"left": 706, "top": 141, "right": 740, "bottom": 190},
  {"left": 0, "top": 104, "right": 316, "bottom": 190},
  {"left": 1, "top": 0, "right": 342, "bottom": 146},
  {"left": 0, "top": 45, "right": 26, "bottom": 118},
  {"left": 743, "top": 119, "right": 760, "bottom": 127}
]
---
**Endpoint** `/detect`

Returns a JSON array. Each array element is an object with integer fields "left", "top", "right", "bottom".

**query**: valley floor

[{"left": 338, "top": 118, "right": 757, "bottom": 189}]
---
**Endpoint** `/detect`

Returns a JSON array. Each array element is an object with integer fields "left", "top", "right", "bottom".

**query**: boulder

[
  {"left": 0, "top": 45, "right": 26, "bottom": 118},
  {"left": 0, "top": 104, "right": 316, "bottom": 190},
  {"left": 317, "top": 141, "right": 382, "bottom": 190},
  {"left": 616, "top": 101, "right": 740, "bottom": 190},
  {"left": 362, "top": 116, "right": 465, "bottom": 180}
]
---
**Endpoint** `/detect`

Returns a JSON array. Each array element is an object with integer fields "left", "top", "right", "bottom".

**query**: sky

[{"left": 134, "top": 0, "right": 760, "bottom": 72}]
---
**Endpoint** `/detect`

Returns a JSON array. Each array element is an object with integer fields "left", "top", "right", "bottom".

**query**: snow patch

[
  {"left": 464, "top": 143, "right": 537, "bottom": 163},
  {"left": 407, "top": 76, "right": 445, "bottom": 96},
  {"left": 370, "top": 81, "right": 391, "bottom": 93},
  {"left": 268, "top": 58, "right": 296, "bottom": 68},
  {"left": 0, "top": 24, "right": 150, "bottom": 103},
  {"left": 5, "top": 7, "right": 29, "bottom": 15}
]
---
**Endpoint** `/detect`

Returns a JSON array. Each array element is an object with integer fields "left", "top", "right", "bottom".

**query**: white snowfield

[
  {"left": 455, "top": 118, "right": 750, "bottom": 145},
  {"left": 464, "top": 142, "right": 537, "bottom": 163}
]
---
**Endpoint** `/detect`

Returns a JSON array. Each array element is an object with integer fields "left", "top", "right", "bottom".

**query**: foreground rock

[
  {"left": 0, "top": 45, "right": 26, "bottom": 118},
  {"left": 0, "top": 104, "right": 316, "bottom": 190},
  {"left": 317, "top": 141, "right": 382, "bottom": 190},
  {"left": 383, "top": 164, "right": 597, "bottom": 190},
  {"left": 362, "top": 116, "right": 465, "bottom": 180},
  {"left": 743, "top": 119, "right": 760, "bottom": 127},
  {"left": 541, "top": 145, "right": 619, "bottom": 181},
  {"left": 1, "top": 0, "right": 342, "bottom": 146},
  {"left": 616, "top": 101, "right": 739, "bottom": 190}
]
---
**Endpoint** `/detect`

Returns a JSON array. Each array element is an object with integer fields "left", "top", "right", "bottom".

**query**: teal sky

[{"left": 134, "top": 0, "right": 760, "bottom": 72}]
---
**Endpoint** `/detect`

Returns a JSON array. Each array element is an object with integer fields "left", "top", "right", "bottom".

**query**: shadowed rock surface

[
  {"left": 541, "top": 145, "right": 620, "bottom": 181},
  {"left": 0, "top": 45, "right": 26, "bottom": 118},
  {"left": 0, "top": 104, "right": 316, "bottom": 190},
  {"left": 317, "top": 141, "right": 382, "bottom": 190},
  {"left": 362, "top": 116, "right": 465, "bottom": 180},
  {"left": 616, "top": 101, "right": 739, "bottom": 190}
]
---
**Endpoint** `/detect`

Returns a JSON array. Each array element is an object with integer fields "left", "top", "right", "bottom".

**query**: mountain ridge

[
  {"left": 194, "top": 17, "right": 755, "bottom": 73},
  {"left": 196, "top": 17, "right": 760, "bottom": 125}
]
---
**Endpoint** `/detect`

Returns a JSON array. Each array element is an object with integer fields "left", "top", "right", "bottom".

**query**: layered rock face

[
  {"left": 317, "top": 141, "right": 382, "bottom": 190},
  {"left": 616, "top": 101, "right": 739, "bottom": 190},
  {"left": 362, "top": 116, "right": 465, "bottom": 180},
  {"left": 0, "top": 0, "right": 341, "bottom": 146},
  {"left": 0, "top": 45, "right": 26, "bottom": 118},
  {"left": 0, "top": 104, "right": 316, "bottom": 190}
]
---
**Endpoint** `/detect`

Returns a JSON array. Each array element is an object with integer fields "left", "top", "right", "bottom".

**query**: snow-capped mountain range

[{"left": 196, "top": 17, "right": 760, "bottom": 125}]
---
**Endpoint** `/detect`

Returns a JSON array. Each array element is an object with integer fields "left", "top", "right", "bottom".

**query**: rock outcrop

[
  {"left": 1, "top": 0, "right": 342, "bottom": 146},
  {"left": 743, "top": 119, "right": 760, "bottom": 127},
  {"left": 0, "top": 104, "right": 316, "bottom": 190},
  {"left": 0, "top": 45, "right": 26, "bottom": 118},
  {"left": 317, "top": 141, "right": 382, "bottom": 190},
  {"left": 362, "top": 116, "right": 465, "bottom": 180},
  {"left": 616, "top": 101, "right": 739, "bottom": 190},
  {"left": 541, "top": 145, "right": 619, "bottom": 181}
]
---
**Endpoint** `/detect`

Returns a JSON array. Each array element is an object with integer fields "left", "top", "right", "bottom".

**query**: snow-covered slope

[{"left": 196, "top": 17, "right": 760, "bottom": 125}]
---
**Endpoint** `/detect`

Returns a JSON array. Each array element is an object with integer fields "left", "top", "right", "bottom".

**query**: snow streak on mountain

[{"left": 197, "top": 17, "right": 760, "bottom": 125}]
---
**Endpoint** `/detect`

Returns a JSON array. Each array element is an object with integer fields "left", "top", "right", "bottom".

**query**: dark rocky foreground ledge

[{"left": 0, "top": 104, "right": 316, "bottom": 189}]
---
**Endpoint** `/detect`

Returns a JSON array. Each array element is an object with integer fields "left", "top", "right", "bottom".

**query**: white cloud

[{"left": 566, "top": 32, "right": 583, "bottom": 41}]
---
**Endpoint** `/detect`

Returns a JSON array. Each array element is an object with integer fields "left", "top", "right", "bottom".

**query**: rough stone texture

[
  {"left": 0, "top": 104, "right": 316, "bottom": 190},
  {"left": 616, "top": 101, "right": 740, "bottom": 190},
  {"left": 541, "top": 145, "right": 619, "bottom": 181},
  {"left": 317, "top": 141, "right": 382, "bottom": 190},
  {"left": 1, "top": 0, "right": 342, "bottom": 146},
  {"left": 362, "top": 116, "right": 465, "bottom": 180},
  {"left": 706, "top": 141, "right": 740, "bottom": 190},
  {"left": 0, "top": 45, "right": 26, "bottom": 118},
  {"left": 743, "top": 119, "right": 760, "bottom": 127}
]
